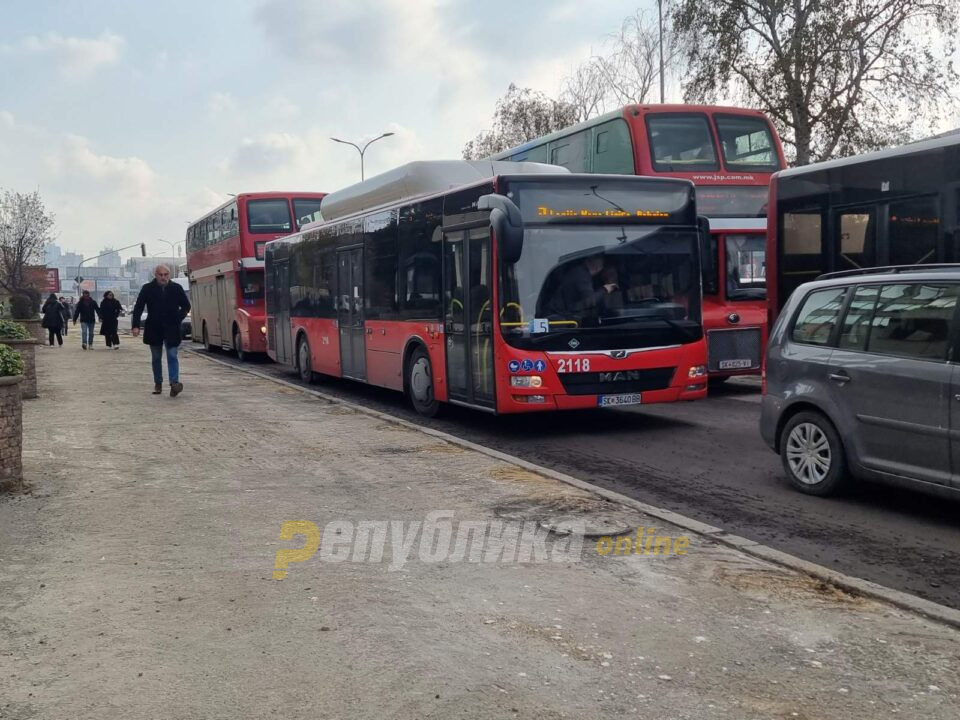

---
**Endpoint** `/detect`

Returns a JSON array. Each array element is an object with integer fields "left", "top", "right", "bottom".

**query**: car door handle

[{"left": 828, "top": 372, "right": 850, "bottom": 384}]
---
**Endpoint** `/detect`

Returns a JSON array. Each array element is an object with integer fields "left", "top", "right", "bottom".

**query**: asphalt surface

[{"left": 187, "top": 341, "right": 960, "bottom": 611}]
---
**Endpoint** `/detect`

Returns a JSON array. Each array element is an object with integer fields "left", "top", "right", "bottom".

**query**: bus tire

[
  {"left": 202, "top": 323, "right": 214, "bottom": 352},
  {"left": 234, "top": 327, "right": 246, "bottom": 362},
  {"left": 407, "top": 346, "right": 440, "bottom": 417},
  {"left": 297, "top": 336, "right": 317, "bottom": 384}
]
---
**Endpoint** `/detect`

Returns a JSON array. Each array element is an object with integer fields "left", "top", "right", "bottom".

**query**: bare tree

[
  {"left": 561, "top": 59, "right": 609, "bottom": 122},
  {"left": 463, "top": 84, "right": 579, "bottom": 159},
  {"left": 672, "top": 0, "right": 959, "bottom": 165},
  {"left": 0, "top": 189, "right": 56, "bottom": 297}
]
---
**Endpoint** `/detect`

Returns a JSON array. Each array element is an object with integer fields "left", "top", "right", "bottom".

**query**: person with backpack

[
  {"left": 72, "top": 290, "right": 101, "bottom": 349},
  {"left": 41, "top": 293, "right": 64, "bottom": 346},
  {"left": 99, "top": 290, "right": 123, "bottom": 349}
]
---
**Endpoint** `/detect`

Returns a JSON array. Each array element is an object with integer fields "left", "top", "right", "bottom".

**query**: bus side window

[
  {"left": 592, "top": 118, "right": 634, "bottom": 174},
  {"left": 398, "top": 198, "right": 443, "bottom": 320},
  {"left": 781, "top": 209, "right": 823, "bottom": 306}
]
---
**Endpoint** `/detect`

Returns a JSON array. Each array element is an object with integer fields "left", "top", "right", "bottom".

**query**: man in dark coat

[
  {"left": 58, "top": 297, "right": 71, "bottom": 335},
  {"left": 72, "top": 290, "right": 101, "bottom": 349},
  {"left": 132, "top": 265, "right": 191, "bottom": 396}
]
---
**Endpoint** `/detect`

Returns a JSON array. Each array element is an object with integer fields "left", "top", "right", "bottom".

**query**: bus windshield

[
  {"left": 714, "top": 114, "right": 780, "bottom": 170},
  {"left": 725, "top": 234, "right": 766, "bottom": 300},
  {"left": 499, "top": 226, "right": 701, "bottom": 349},
  {"left": 248, "top": 199, "right": 293, "bottom": 234}
]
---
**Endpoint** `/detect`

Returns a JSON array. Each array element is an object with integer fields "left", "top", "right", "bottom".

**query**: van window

[
  {"left": 838, "top": 285, "right": 879, "bottom": 351},
  {"left": 867, "top": 283, "right": 959, "bottom": 361},
  {"left": 791, "top": 287, "right": 847, "bottom": 346}
]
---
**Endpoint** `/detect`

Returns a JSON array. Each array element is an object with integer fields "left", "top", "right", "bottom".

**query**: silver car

[{"left": 761, "top": 266, "right": 960, "bottom": 498}]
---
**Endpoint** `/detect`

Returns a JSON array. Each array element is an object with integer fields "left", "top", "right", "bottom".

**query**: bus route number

[{"left": 557, "top": 358, "right": 591, "bottom": 373}]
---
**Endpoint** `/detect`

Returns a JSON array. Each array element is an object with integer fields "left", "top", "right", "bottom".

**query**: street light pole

[
  {"left": 154, "top": 239, "right": 178, "bottom": 276},
  {"left": 75, "top": 242, "right": 147, "bottom": 299},
  {"left": 658, "top": 0, "right": 665, "bottom": 104},
  {"left": 330, "top": 132, "right": 395, "bottom": 181}
]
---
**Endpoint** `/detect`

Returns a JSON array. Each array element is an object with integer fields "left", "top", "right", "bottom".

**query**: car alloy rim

[
  {"left": 410, "top": 357, "right": 432, "bottom": 405},
  {"left": 785, "top": 422, "right": 832, "bottom": 485}
]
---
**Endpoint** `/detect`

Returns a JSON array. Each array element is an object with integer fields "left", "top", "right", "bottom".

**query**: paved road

[{"left": 188, "top": 343, "right": 960, "bottom": 611}]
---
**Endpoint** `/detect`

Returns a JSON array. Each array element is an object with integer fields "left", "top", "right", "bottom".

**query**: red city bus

[
  {"left": 265, "top": 160, "right": 710, "bottom": 416},
  {"left": 491, "top": 104, "right": 787, "bottom": 382},
  {"left": 185, "top": 192, "right": 325, "bottom": 359}
]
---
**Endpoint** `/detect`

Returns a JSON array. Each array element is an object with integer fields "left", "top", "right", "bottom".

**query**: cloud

[
  {"left": 47, "top": 136, "right": 156, "bottom": 196},
  {"left": 12, "top": 30, "right": 125, "bottom": 80},
  {"left": 208, "top": 91, "right": 239, "bottom": 117}
]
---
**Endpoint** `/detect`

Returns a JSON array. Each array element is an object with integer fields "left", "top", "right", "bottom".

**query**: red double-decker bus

[
  {"left": 265, "top": 160, "right": 709, "bottom": 416},
  {"left": 491, "top": 104, "right": 787, "bottom": 382},
  {"left": 185, "top": 192, "right": 325, "bottom": 359}
]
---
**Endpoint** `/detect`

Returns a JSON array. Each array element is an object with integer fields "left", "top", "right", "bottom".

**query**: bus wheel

[
  {"left": 234, "top": 328, "right": 246, "bottom": 362},
  {"left": 202, "top": 323, "right": 214, "bottom": 352},
  {"left": 407, "top": 346, "right": 440, "bottom": 417},
  {"left": 297, "top": 336, "right": 317, "bottom": 384}
]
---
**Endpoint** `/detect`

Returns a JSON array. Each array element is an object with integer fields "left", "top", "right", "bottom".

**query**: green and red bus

[
  {"left": 185, "top": 192, "right": 325, "bottom": 360},
  {"left": 491, "top": 104, "right": 786, "bottom": 381},
  {"left": 264, "top": 160, "right": 710, "bottom": 416}
]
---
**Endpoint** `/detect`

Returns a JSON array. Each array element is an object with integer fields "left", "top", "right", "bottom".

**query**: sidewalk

[{"left": 1, "top": 339, "right": 958, "bottom": 719}]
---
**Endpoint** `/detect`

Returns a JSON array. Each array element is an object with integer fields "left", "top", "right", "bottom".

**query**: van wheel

[
  {"left": 234, "top": 328, "right": 246, "bottom": 362},
  {"left": 202, "top": 323, "right": 214, "bottom": 352},
  {"left": 780, "top": 411, "right": 847, "bottom": 496},
  {"left": 407, "top": 346, "right": 440, "bottom": 417},
  {"left": 297, "top": 336, "right": 317, "bottom": 384}
]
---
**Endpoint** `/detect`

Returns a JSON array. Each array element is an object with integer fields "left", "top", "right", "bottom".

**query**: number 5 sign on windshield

[{"left": 530, "top": 318, "right": 549, "bottom": 334}]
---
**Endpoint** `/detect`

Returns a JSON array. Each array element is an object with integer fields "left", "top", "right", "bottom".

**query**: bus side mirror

[
  {"left": 698, "top": 216, "right": 718, "bottom": 294},
  {"left": 478, "top": 194, "right": 524, "bottom": 264}
]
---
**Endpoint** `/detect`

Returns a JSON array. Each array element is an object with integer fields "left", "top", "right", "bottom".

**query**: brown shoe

[
  {"left": 152, "top": 384, "right": 162, "bottom": 395},
  {"left": 170, "top": 382, "right": 183, "bottom": 397}
]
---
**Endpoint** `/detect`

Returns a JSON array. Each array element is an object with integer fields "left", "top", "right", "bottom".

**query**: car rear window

[{"left": 791, "top": 287, "right": 847, "bottom": 345}]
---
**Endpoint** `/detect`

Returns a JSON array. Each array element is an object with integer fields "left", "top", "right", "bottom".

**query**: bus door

[
  {"left": 338, "top": 246, "right": 366, "bottom": 380},
  {"left": 215, "top": 275, "right": 230, "bottom": 346},
  {"left": 443, "top": 227, "right": 495, "bottom": 409},
  {"left": 273, "top": 260, "right": 292, "bottom": 364}
]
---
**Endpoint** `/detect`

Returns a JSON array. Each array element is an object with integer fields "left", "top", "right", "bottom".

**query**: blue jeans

[
  {"left": 81, "top": 322, "right": 95, "bottom": 346},
  {"left": 150, "top": 343, "right": 180, "bottom": 385}
]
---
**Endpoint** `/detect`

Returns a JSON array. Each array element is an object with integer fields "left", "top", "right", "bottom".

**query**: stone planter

[
  {"left": 0, "top": 375, "right": 24, "bottom": 493},
  {"left": 16, "top": 318, "right": 44, "bottom": 344},
  {"left": 2, "top": 337, "right": 38, "bottom": 399}
]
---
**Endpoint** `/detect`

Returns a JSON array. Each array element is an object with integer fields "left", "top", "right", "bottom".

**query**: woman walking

[
  {"left": 72, "top": 290, "right": 101, "bottom": 349},
  {"left": 41, "top": 293, "right": 64, "bottom": 346},
  {"left": 99, "top": 290, "right": 123, "bottom": 349}
]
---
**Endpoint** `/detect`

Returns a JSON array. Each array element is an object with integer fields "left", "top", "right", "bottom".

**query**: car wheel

[
  {"left": 234, "top": 328, "right": 246, "bottom": 362},
  {"left": 297, "top": 336, "right": 317, "bottom": 384},
  {"left": 407, "top": 346, "right": 440, "bottom": 417},
  {"left": 779, "top": 411, "right": 848, "bottom": 496}
]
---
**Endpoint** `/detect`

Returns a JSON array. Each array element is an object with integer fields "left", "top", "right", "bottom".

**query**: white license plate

[
  {"left": 718, "top": 359, "right": 752, "bottom": 370},
  {"left": 598, "top": 393, "right": 643, "bottom": 407}
]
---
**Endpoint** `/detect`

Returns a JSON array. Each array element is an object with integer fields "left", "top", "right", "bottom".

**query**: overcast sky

[{"left": 0, "top": 0, "right": 654, "bottom": 260}]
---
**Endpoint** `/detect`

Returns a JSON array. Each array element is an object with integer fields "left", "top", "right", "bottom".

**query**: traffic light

[{"left": 140, "top": 243, "right": 147, "bottom": 256}]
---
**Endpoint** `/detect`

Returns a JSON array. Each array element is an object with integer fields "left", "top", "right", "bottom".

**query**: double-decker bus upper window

[
  {"left": 293, "top": 198, "right": 324, "bottom": 229},
  {"left": 724, "top": 235, "right": 766, "bottom": 300},
  {"left": 696, "top": 186, "right": 768, "bottom": 218},
  {"left": 646, "top": 114, "right": 718, "bottom": 172},
  {"left": 714, "top": 114, "right": 780, "bottom": 170},
  {"left": 248, "top": 199, "right": 292, "bottom": 234}
]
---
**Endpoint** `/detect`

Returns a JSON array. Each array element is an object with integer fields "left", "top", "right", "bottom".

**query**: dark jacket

[
  {"left": 72, "top": 297, "right": 101, "bottom": 324},
  {"left": 99, "top": 298, "right": 123, "bottom": 335},
  {"left": 41, "top": 300, "right": 64, "bottom": 330},
  {"left": 59, "top": 301, "right": 71, "bottom": 323},
  {"left": 132, "top": 280, "right": 190, "bottom": 347}
]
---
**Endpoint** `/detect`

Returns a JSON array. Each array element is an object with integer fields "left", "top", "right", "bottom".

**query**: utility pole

[{"left": 658, "top": 0, "right": 665, "bottom": 104}]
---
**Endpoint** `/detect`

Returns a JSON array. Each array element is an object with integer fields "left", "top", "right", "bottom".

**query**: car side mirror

[
  {"left": 698, "top": 215, "right": 718, "bottom": 295},
  {"left": 478, "top": 194, "right": 524, "bottom": 264}
]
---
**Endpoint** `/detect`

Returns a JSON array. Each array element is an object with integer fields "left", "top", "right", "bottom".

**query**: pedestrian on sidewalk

[
  {"left": 58, "top": 297, "right": 71, "bottom": 335},
  {"left": 132, "top": 265, "right": 191, "bottom": 397},
  {"left": 99, "top": 291, "right": 123, "bottom": 349},
  {"left": 72, "top": 290, "right": 101, "bottom": 349},
  {"left": 41, "top": 293, "right": 64, "bottom": 347}
]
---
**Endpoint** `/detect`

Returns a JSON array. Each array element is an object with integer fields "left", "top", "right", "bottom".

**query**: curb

[{"left": 187, "top": 347, "right": 960, "bottom": 631}]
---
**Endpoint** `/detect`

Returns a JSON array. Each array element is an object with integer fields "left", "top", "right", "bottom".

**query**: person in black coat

[
  {"left": 58, "top": 297, "right": 71, "bottom": 335},
  {"left": 132, "top": 265, "right": 191, "bottom": 396},
  {"left": 99, "top": 290, "right": 123, "bottom": 349},
  {"left": 72, "top": 290, "right": 101, "bottom": 349},
  {"left": 41, "top": 293, "right": 64, "bottom": 346}
]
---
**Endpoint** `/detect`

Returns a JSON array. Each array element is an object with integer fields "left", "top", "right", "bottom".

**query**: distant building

[{"left": 96, "top": 247, "right": 122, "bottom": 268}]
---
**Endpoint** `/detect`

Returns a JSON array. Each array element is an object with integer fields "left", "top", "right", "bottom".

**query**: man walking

[
  {"left": 132, "top": 265, "right": 191, "bottom": 396},
  {"left": 72, "top": 290, "right": 101, "bottom": 349},
  {"left": 58, "top": 297, "right": 71, "bottom": 335}
]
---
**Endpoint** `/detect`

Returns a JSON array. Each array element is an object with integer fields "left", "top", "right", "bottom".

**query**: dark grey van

[{"left": 761, "top": 266, "right": 960, "bottom": 497}]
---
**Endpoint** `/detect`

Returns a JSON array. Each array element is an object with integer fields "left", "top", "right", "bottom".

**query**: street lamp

[
  {"left": 75, "top": 242, "right": 147, "bottom": 299},
  {"left": 330, "top": 132, "right": 395, "bottom": 181}
]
